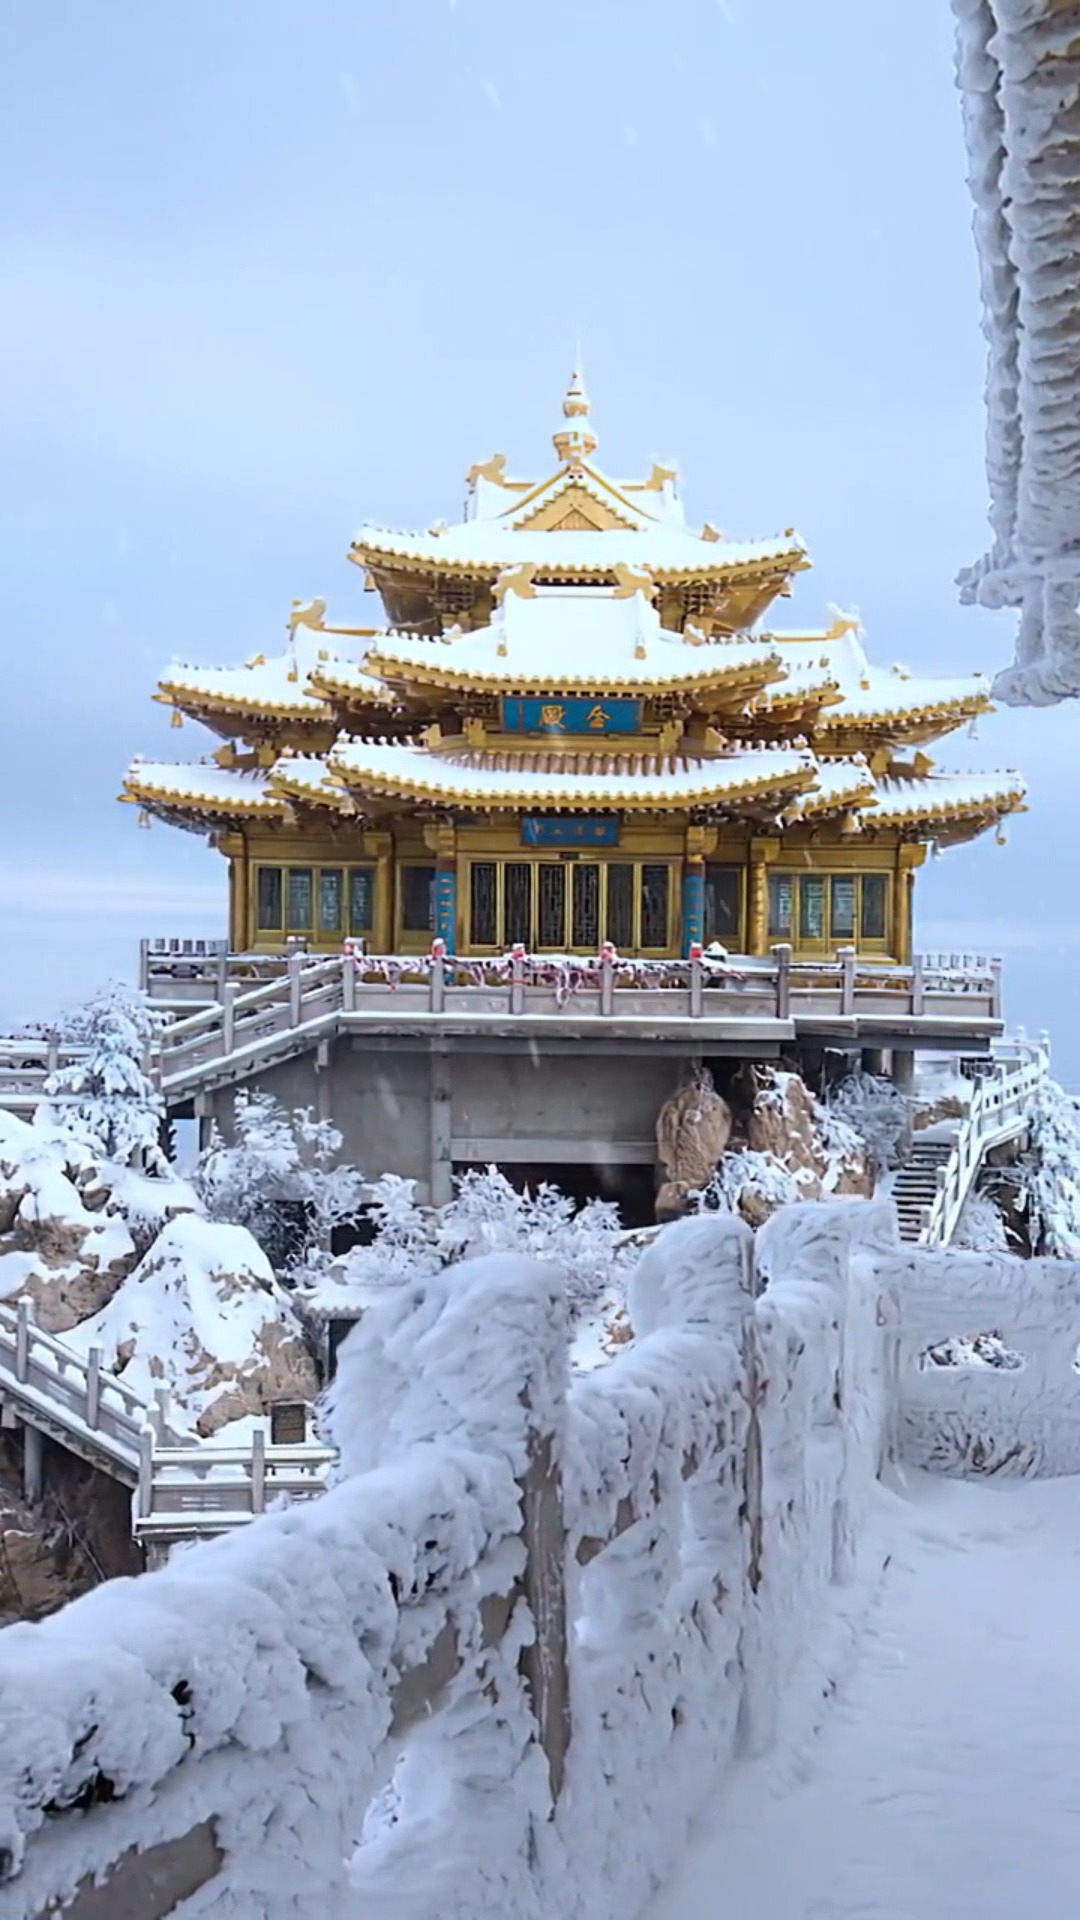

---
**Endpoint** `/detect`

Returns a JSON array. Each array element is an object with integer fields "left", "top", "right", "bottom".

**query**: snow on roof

[
  {"left": 954, "top": 0, "right": 1080, "bottom": 704},
  {"left": 353, "top": 519, "right": 806, "bottom": 578},
  {"left": 764, "top": 623, "right": 991, "bottom": 728},
  {"left": 327, "top": 738, "right": 816, "bottom": 809},
  {"left": 784, "top": 756, "right": 877, "bottom": 818},
  {"left": 159, "top": 628, "right": 389, "bottom": 717},
  {"left": 870, "top": 770, "right": 1027, "bottom": 823},
  {"left": 367, "top": 590, "right": 783, "bottom": 693},
  {"left": 123, "top": 761, "right": 282, "bottom": 814}
]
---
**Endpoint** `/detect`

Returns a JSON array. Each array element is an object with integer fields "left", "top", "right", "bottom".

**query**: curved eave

[
  {"left": 360, "top": 647, "right": 786, "bottom": 700},
  {"left": 349, "top": 540, "right": 809, "bottom": 587},
  {"left": 154, "top": 685, "right": 326, "bottom": 728},
  {"left": 814, "top": 692, "right": 994, "bottom": 736},
  {"left": 119, "top": 781, "right": 286, "bottom": 832},
  {"left": 860, "top": 796, "right": 1027, "bottom": 839},
  {"left": 785, "top": 781, "right": 878, "bottom": 823},
  {"left": 266, "top": 772, "right": 354, "bottom": 814},
  {"left": 325, "top": 758, "right": 815, "bottom": 815}
]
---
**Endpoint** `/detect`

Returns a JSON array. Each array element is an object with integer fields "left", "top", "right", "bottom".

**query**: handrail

[
  {"left": 918, "top": 1040, "right": 1049, "bottom": 1246},
  {"left": 0, "top": 1295, "right": 180, "bottom": 1480},
  {"left": 133, "top": 1428, "right": 335, "bottom": 1536},
  {"left": 1, "top": 947, "right": 1009, "bottom": 1115}
]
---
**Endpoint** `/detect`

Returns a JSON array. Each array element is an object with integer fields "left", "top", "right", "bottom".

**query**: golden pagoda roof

[
  {"left": 324, "top": 738, "right": 816, "bottom": 814},
  {"left": 362, "top": 590, "right": 785, "bottom": 699},
  {"left": 351, "top": 373, "right": 808, "bottom": 601},
  {"left": 120, "top": 759, "right": 287, "bottom": 828},
  {"left": 155, "top": 620, "right": 398, "bottom": 735},
  {"left": 862, "top": 769, "right": 1026, "bottom": 838}
]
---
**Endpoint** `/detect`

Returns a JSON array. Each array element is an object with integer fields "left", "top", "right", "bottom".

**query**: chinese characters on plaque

[
  {"left": 520, "top": 817, "right": 620, "bottom": 847},
  {"left": 500, "top": 696, "right": 642, "bottom": 735}
]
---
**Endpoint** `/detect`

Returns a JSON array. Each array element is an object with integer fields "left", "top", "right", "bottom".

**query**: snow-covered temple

[
  {"left": 125, "top": 374, "right": 1023, "bottom": 964},
  {"left": 953, "top": 0, "right": 1080, "bottom": 705},
  {"left": 119, "top": 376, "right": 1026, "bottom": 1209}
]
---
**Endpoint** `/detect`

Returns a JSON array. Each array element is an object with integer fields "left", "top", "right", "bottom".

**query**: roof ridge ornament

[{"left": 552, "top": 369, "right": 598, "bottom": 464}]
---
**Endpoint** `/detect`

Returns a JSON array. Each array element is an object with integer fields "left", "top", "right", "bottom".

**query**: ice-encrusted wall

[
  {"left": 887, "top": 1239, "right": 1080, "bottom": 1474},
  {"left": 0, "top": 1206, "right": 898, "bottom": 1920}
]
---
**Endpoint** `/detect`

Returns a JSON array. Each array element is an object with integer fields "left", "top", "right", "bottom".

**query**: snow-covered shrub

[
  {"left": 691, "top": 1148, "right": 800, "bottom": 1223},
  {"left": 194, "top": 1090, "right": 365, "bottom": 1280},
  {"left": 320, "top": 1165, "right": 630, "bottom": 1324},
  {"left": 952, "top": 1189, "right": 1010, "bottom": 1254},
  {"left": 40, "top": 983, "right": 166, "bottom": 1170},
  {"left": 827, "top": 1070, "right": 907, "bottom": 1174},
  {"left": 1024, "top": 1078, "right": 1080, "bottom": 1257}
]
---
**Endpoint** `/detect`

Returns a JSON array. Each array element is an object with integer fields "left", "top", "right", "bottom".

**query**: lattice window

[
  {"left": 470, "top": 862, "right": 498, "bottom": 946},
  {"left": 287, "top": 868, "right": 314, "bottom": 930},
  {"left": 402, "top": 866, "right": 435, "bottom": 933},
  {"left": 505, "top": 862, "right": 532, "bottom": 948},
  {"left": 861, "top": 873, "right": 888, "bottom": 940},
  {"left": 256, "top": 866, "right": 283, "bottom": 932},
  {"left": 572, "top": 863, "right": 600, "bottom": 948},
  {"left": 799, "top": 876, "right": 826, "bottom": 942},
  {"left": 830, "top": 875, "right": 856, "bottom": 941},
  {"left": 605, "top": 864, "right": 634, "bottom": 949},
  {"left": 704, "top": 865, "right": 741, "bottom": 943},
  {"left": 538, "top": 864, "right": 566, "bottom": 947},
  {"left": 349, "top": 868, "right": 375, "bottom": 935},
  {"left": 641, "top": 865, "right": 670, "bottom": 949},
  {"left": 768, "top": 875, "right": 793, "bottom": 938},
  {"left": 319, "top": 869, "right": 343, "bottom": 935}
]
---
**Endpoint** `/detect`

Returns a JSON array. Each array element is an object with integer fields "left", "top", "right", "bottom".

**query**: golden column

[
  {"left": 364, "top": 831, "right": 394, "bottom": 951},
  {"left": 217, "top": 832, "right": 246, "bottom": 950},
  {"left": 895, "top": 843, "right": 927, "bottom": 964},
  {"left": 748, "top": 837, "right": 780, "bottom": 955}
]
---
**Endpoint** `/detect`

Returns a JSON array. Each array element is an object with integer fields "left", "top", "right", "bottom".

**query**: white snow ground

[{"left": 649, "top": 1469, "right": 1080, "bottom": 1920}]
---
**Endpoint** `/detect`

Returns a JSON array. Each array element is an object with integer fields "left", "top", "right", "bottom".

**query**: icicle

[
  {"left": 170, "top": 707, "right": 183, "bottom": 728},
  {"left": 138, "top": 808, "right": 151, "bottom": 829}
]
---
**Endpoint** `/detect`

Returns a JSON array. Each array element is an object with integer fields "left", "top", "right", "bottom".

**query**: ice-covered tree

[
  {"left": 826, "top": 1070, "right": 908, "bottom": 1174},
  {"left": 328, "top": 1165, "right": 628, "bottom": 1321},
  {"left": 41, "top": 983, "right": 167, "bottom": 1170},
  {"left": 194, "top": 1090, "right": 366, "bottom": 1280}
]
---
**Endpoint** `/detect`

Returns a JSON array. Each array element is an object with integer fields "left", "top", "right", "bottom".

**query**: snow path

[{"left": 649, "top": 1471, "right": 1080, "bottom": 1920}]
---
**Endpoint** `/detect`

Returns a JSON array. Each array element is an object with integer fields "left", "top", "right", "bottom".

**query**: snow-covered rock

[
  {"left": 693, "top": 1068, "right": 873, "bottom": 1228},
  {"left": 67, "top": 1215, "right": 318, "bottom": 1437},
  {"left": 654, "top": 1073, "right": 733, "bottom": 1217}
]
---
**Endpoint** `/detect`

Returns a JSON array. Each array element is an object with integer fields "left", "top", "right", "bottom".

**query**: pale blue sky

[{"left": 1, "top": 1, "right": 1075, "bottom": 1069}]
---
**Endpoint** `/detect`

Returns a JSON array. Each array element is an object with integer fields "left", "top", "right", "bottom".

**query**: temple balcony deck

[{"left": 121, "top": 941, "right": 1007, "bottom": 1109}]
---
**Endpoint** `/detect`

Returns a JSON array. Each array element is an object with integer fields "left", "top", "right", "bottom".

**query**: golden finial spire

[{"left": 552, "top": 369, "right": 598, "bottom": 464}]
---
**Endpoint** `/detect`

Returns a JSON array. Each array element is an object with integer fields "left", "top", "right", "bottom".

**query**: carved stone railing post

[
  {"left": 771, "top": 941, "right": 792, "bottom": 1018},
  {"left": 288, "top": 949, "right": 303, "bottom": 1027},
  {"left": 838, "top": 945, "right": 857, "bottom": 1016},
  {"left": 510, "top": 943, "right": 526, "bottom": 1015}
]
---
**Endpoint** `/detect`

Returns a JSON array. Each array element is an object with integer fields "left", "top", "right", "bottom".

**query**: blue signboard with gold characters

[
  {"left": 501, "top": 695, "right": 642, "bottom": 735},
  {"left": 521, "top": 816, "right": 620, "bottom": 847}
]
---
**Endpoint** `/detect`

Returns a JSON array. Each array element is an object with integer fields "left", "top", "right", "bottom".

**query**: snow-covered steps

[
  {"left": 899, "top": 1044, "right": 1049, "bottom": 1247},
  {"left": 892, "top": 1139, "right": 955, "bottom": 1242}
]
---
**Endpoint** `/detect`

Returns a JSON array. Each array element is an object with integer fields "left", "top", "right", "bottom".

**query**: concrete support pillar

[
  {"left": 23, "top": 1424, "right": 44, "bottom": 1504},
  {"left": 892, "top": 1047, "right": 916, "bottom": 1153},
  {"left": 861, "top": 1048, "right": 888, "bottom": 1078},
  {"left": 430, "top": 1045, "right": 453, "bottom": 1209}
]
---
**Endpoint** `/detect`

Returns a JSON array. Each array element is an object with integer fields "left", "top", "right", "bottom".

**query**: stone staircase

[{"left": 892, "top": 1138, "right": 956, "bottom": 1243}]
